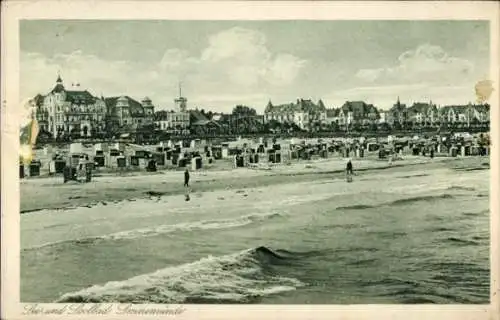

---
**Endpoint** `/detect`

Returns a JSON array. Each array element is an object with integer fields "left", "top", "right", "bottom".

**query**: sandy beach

[{"left": 21, "top": 156, "right": 488, "bottom": 213}]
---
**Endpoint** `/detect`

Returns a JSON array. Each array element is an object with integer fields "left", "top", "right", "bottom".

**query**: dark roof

[
  {"left": 105, "top": 96, "right": 146, "bottom": 117},
  {"left": 153, "top": 110, "right": 170, "bottom": 121},
  {"left": 265, "top": 98, "right": 326, "bottom": 113},
  {"left": 190, "top": 110, "right": 209, "bottom": 123},
  {"left": 340, "top": 101, "right": 378, "bottom": 115},
  {"left": 317, "top": 99, "right": 326, "bottom": 110},
  {"left": 65, "top": 90, "right": 97, "bottom": 104},
  {"left": 473, "top": 104, "right": 490, "bottom": 113},
  {"left": 51, "top": 83, "right": 66, "bottom": 93},
  {"left": 33, "top": 94, "right": 45, "bottom": 107},
  {"left": 407, "top": 102, "right": 437, "bottom": 114},
  {"left": 48, "top": 81, "right": 98, "bottom": 103},
  {"left": 390, "top": 102, "right": 407, "bottom": 112},
  {"left": 192, "top": 119, "right": 221, "bottom": 127}
]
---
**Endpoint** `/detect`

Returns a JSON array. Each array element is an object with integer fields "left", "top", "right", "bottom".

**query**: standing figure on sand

[
  {"left": 184, "top": 168, "right": 190, "bottom": 201},
  {"left": 346, "top": 158, "right": 353, "bottom": 183}
]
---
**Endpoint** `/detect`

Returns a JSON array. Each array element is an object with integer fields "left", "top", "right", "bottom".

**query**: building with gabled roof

[
  {"left": 338, "top": 100, "right": 380, "bottom": 125},
  {"left": 264, "top": 98, "right": 327, "bottom": 130},
  {"left": 34, "top": 74, "right": 107, "bottom": 138},
  {"left": 406, "top": 101, "right": 438, "bottom": 126},
  {"left": 387, "top": 97, "right": 408, "bottom": 126},
  {"left": 104, "top": 95, "right": 155, "bottom": 127},
  {"left": 440, "top": 103, "right": 490, "bottom": 125}
]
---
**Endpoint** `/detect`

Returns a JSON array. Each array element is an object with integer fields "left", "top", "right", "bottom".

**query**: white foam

[
  {"left": 26, "top": 211, "right": 284, "bottom": 250},
  {"left": 56, "top": 248, "right": 304, "bottom": 303}
]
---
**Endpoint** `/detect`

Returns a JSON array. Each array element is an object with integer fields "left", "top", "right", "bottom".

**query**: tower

[
  {"left": 52, "top": 73, "right": 65, "bottom": 93},
  {"left": 142, "top": 97, "right": 154, "bottom": 116},
  {"left": 116, "top": 96, "right": 130, "bottom": 125},
  {"left": 174, "top": 82, "right": 187, "bottom": 112}
]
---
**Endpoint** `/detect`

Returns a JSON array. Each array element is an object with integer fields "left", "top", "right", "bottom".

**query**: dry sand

[{"left": 20, "top": 156, "right": 488, "bottom": 213}]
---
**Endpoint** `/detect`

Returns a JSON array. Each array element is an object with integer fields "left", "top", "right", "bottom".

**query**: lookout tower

[{"left": 174, "top": 82, "right": 187, "bottom": 112}]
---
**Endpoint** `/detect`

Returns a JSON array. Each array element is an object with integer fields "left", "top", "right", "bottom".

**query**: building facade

[
  {"left": 153, "top": 110, "right": 190, "bottom": 134},
  {"left": 264, "top": 98, "right": 327, "bottom": 130},
  {"left": 153, "top": 91, "right": 191, "bottom": 134},
  {"left": 406, "top": 101, "right": 439, "bottom": 127},
  {"left": 387, "top": 97, "right": 408, "bottom": 127},
  {"left": 325, "top": 108, "right": 339, "bottom": 125},
  {"left": 439, "top": 104, "right": 490, "bottom": 126},
  {"left": 34, "top": 75, "right": 107, "bottom": 138},
  {"left": 104, "top": 96, "right": 155, "bottom": 128},
  {"left": 337, "top": 101, "right": 380, "bottom": 126}
]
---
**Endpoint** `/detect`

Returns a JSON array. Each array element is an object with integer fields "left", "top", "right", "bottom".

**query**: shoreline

[{"left": 20, "top": 156, "right": 489, "bottom": 214}]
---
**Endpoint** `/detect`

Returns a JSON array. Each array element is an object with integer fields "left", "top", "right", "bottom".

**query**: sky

[{"left": 20, "top": 20, "right": 490, "bottom": 113}]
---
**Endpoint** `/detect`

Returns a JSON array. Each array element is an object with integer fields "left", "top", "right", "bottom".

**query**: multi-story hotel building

[
  {"left": 337, "top": 101, "right": 380, "bottom": 126},
  {"left": 104, "top": 96, "right": 155, "bottom": 127},
  {"left": 34, "top": 75, "right": 107, "bottom": 138},
  {"left": 33, "top": 74, "right": 156, "bottom": 138},
  {"left": 406, "top": 101, "right": 439, "bottom": 127},
  {"left": 440, "top": 103, "right": 490, "bottom": 126},
  {"left": 264, "top": 98, "right": 327, "bottom": 131}
]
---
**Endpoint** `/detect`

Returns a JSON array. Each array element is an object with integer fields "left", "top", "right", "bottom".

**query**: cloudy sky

[{"left": 21, "top": 20, "right": 489, "bottom": 112}]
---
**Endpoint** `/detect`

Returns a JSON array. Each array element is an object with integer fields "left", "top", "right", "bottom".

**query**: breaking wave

[
  {"left": 335, "top": 194, "right": 455, "bottom": 212},
  {"left": 56, "top": 246, "right": 306, "bottom": 304},
  {"left": 25, "top": 212, "right": 284, "bottom": 251},
  {"left": 389, "top": 194, "right": 453, "bottom": 206},
  {"left": 336, "top": 204, "right": 375, "bottom": 210}
]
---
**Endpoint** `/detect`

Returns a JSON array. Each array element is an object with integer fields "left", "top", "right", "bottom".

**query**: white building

[
  {"left": 153, "top": 88, "right": 191, "bottom": 134},
  {"left": 34, "top": 75, "right": 107, "bottom": 138},
  {"left": 264, "top": 98, "right": 327, "bottom": 131}
]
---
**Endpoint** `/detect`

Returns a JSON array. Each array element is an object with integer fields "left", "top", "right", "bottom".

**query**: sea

[{"left": 21, "top": 162, "right": 490, "bottom": 304}]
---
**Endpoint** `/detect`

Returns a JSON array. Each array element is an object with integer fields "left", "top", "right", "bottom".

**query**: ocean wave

[
  {"left": 389, "top": 194, "right": 454, "bottom": 206},
  {"left": 461, "top": 210, "right": 489, "bottom": 217},
  {"left": 454, "top": 167, "right": 489, "bottom": 172},
  {"left": 447, "top": 186, "right": 476, "bottom": 192},
  {"left": 24, "top": 212, "right": 284, "bottom": 251},
  {"left": 443, "top": 237, "right": 481, "bottom": 246},
  {"left": 397, "top": 173, "right": 430, "bottom": 179},
  {"left": 55, "top": 246, "right": 306, "bottom": 303},
  {"left": 335, "top": 194, "right": 455, "bottom": 213},
  {"left": 427, "top": 226, "right": 455, "bottom": 232},
  {"left": 335, "top": 204, "right": 375, "bottom": 210},
  {"left": 364, "top": 275, "right": 488, "bottom": 303}
]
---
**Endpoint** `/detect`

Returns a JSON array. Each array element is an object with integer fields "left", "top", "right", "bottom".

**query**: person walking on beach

[
  {"left": 184, "top": 168, "right": 190, "bottom": 201},
  {"left": 346, "top": 158, "right": 353, "bottom": 182},
  {"left": 184, "top": 168, "right": 190, "bottom": 188}
]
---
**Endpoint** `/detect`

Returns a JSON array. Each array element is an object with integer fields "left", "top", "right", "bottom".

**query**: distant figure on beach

[
  {"left": 184, "top": 168, "right": 190, "bottom": 187},
  {"left": 346, "top": 158, "right": 353, "bottom": 182},
  {"left": 184, "top": 168, "right": 190, "bottom": 201}
]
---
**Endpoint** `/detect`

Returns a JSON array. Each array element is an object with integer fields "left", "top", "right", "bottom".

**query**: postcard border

[{"left": 2, "top": 1, "right": 499, "bottom": 320}]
